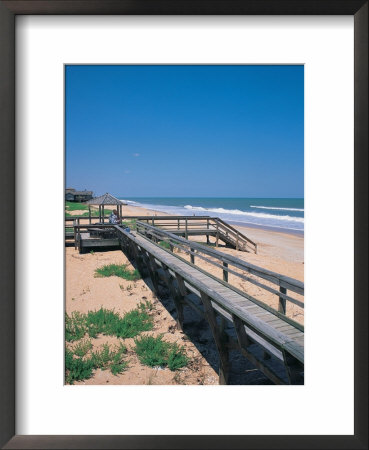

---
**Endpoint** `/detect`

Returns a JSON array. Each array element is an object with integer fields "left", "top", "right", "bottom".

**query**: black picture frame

[{"left": 0, "top": 1, "right": 367, "bottom": 449}]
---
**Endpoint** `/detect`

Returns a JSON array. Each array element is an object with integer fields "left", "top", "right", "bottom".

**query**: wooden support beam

[
  {"left": 129, "top": 242, "right": 147, "bottom": 277},
  {"left": 161, "top": 265, "right": 185, "bottom": 330},
  {"left": 141, "top": 250, "right": 160, "bottom": 295},
  {"left": 232, "top": 314, "right": 250, "bottom": 349},
  {"left": 223, "top": 262, "right": 228, "bottom": 283},
  {"left": 190, "top": 247, "right": 195, "bottom": 264},
  {"left": 282, "top": 349, "right": 304, "bottom": 385},
  {"left": 73, "top": 219, "right": 77, "bottom": 250},
  {"left": 88, "top": 205, "right": 91, "bottom": 224},
  {"left": 278, "top": 286, "right": 287, "bottom": 315},
  {"left": 201, "top": 293, "right": 230, "bottom": 385},
  {"left": 175, "top": 274, "right": 187, "bottom": 297}
]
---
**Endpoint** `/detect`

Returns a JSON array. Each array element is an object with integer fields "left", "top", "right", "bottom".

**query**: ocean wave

[
  {"left": 250, "top": 205, "right": 304, "bottom": 212},
  {"left": 122, "top": 199, "right": 139, "bottom": 206},
  {"left": 184, "top": 204, "right": 304, "bottom": 223}
]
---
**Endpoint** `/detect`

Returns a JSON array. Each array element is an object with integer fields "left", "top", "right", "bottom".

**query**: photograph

[{"left": 65, "top": 64, "right": 304, "bottom": 386}]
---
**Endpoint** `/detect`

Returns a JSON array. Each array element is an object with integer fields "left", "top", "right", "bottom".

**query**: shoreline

[
  {"left": 121, "top": 203, "right": 304, "bottom": 268},
  {"left": 122, "top": 203, "right": 304, "bottom": 238},
  {"left": 123, "top": 204, "right": 304, "bottom": 237}
]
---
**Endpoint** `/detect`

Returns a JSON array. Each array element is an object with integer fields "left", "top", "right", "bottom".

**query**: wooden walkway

[
  {"left": 115, "top": 225, "right": 304, "bottom": 385},
  {"left": 139, "top": 216, "right": 257, "bottom": 253},
  {"left": 66, "top": 215, "right": 257, "bottom": 253}
]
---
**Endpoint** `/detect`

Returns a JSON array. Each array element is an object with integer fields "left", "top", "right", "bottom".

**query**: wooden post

[
  {"left": 185, "top": 218, "right": 188, "bottom": 239},
  {"left": 200, "top": 293, "right": 230, "bottom": 385},
  {"left": 88, "top": 205, "right": 91, "bottom": 224},
  {"left": 152, "top": 217, "right": 154, "bottom": 226},
  {"left": 177, "top": 218, "right": 180, "bottom": 230},
  {"left": 232, "top": 314, "right": 250, "bottom": 349},
  {"left": 147, "top": 254, "right": 162, "bottom": 295},
  {"left": 222, "top": 262, "right": 228, "bottom": 282},
  {"left": 99, "top": 205, "right": 101, "bottom": 222},
  {"left": 282, "top": 349, "right": 304, "bottom": 384},
  {"left": 102, "top": 205, "right": 105, "bottom": 224},
  {"left": 73, "top": 219, "right": 77, "bottom": 250},
  {"left": 130, "top": 243, "right": 147, "bottom": 277},
  {"left": 278, "top": 286, "right": 287, "bottom": 315},
  {"left": 140, "top": 251, "right": 160, "bottom": 295},
  {"left": 161, "top": 266, "right": 185, "bottom": 330},
  {"left": 190, "top": 248, "right": 195, "bottom": 264}
]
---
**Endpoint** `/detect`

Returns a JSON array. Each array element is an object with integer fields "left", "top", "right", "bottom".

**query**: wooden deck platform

[{"left": 76, "top": 231, "right": 119, "bottom": 253}]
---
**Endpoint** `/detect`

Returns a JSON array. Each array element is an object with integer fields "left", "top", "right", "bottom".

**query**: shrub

[
  {"left": 71, "top": 338, "right": 92, "bottom": 357},
  {"left": 95, "top": 264, "right": 141, "bottom": 281},
  {"left": 134, "top": 335, "right": 188, "bottom": 371},
  {"left": 65, "top": 311, "right": 86, "bottom": 342},
  {"left": 65, "top": 349, "right": 94, "bottom": 384}
]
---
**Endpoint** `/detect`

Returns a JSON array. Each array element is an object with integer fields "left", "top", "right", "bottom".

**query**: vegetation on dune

[
  {"left": 65, "top": 303, "right": 153, "bottom": 342},
  {"left": 65, "top": 311, "right": 87, "bottom": 342},
  {"left": 95, "top": 263, "right": 141, "bottom": 281},
  {"left": 134, "top": 335, "right": 189, "bottom": 371},
  {"left": 91, "top": 342, "right": 128, "bottom": 375},
  {"left": 71, "top": 338, "right": 93, "bottom": 357},
  {"left": 65, "top": 342, "right": 128, "bottom": 384},
  {"left": 65, "top": 349, "right": 95, "bottom": 384},
  {"left": 65, "top": 201, "right": 89, "bottom": 211},
  {"left": 86, "top": 305, "right": 153, "bottom": 339}
]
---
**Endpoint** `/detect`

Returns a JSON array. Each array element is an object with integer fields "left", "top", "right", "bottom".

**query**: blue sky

[{"left": 65, "top": 65, "right": 304, "bottom": 197}]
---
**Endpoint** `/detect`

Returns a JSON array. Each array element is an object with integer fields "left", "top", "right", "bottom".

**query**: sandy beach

[{"left": 66, "top": 203, "right": 304, "bottom": 385}]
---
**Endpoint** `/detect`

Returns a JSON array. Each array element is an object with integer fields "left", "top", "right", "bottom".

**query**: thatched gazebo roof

[
  {"left": 85, "top": 193, "right": 126, "bottom": 206},
  {"left": 85, "top": 193, "right": 126, "bottom": 223}
]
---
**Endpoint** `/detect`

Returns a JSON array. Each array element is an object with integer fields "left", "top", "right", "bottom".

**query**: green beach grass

[
  {"left": 95, "top": 263, "right": 141, "bottom": 281},
  {"left": 134, "top": 335, "right": 188, "bottom": 371}
]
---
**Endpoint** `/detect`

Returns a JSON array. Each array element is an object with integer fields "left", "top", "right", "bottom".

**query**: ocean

[{"left": 120, "top": 198, "right": 304, "bottom": 235}]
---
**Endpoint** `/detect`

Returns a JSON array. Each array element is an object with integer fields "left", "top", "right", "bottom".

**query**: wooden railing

[
  {"left": 136, "top": 221, "right": 303, "bottom": 330},
  {"left": 138, "top": 216, "right": 257, "bottom": 253}
]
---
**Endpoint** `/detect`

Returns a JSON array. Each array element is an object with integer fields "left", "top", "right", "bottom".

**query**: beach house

[{"left": 65, "top": 188, "right": 93, "bottom": 202}]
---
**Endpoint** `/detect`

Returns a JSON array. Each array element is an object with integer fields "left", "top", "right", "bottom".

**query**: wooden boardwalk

[
  {"left": 66, "top": 215, "right": 257, "bottom": 253},
  {"left": 139, "top": 216, "right": 257, "bottom": 253},
  {"left": 115, "top": 225, "right": 304, "bottom": 385}
]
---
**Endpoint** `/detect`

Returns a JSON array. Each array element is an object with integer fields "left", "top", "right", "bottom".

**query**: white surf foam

[{"left": 250, "top": 205, "right": 304, "bottom": 212}]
